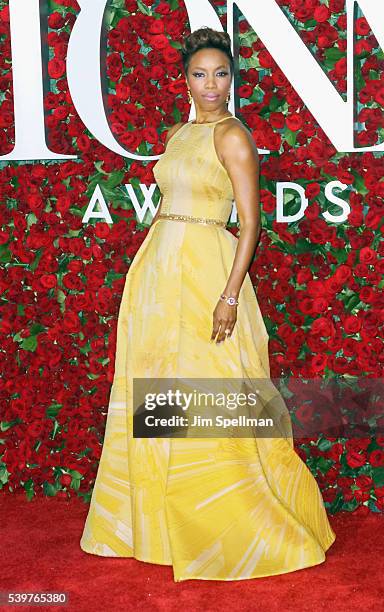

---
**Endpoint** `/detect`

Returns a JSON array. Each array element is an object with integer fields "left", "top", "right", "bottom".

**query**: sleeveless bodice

[{"left": 153, "top": 116, "right": 241, "bottom": 224}]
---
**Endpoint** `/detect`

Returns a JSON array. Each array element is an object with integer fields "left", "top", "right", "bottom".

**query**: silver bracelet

[{"left": 220, "top": 293, "right": 239, "bottom": 306}]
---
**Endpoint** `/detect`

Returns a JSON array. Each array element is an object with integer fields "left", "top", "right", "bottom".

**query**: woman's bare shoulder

[{"left": 215, "top": 117, "right": 257, "bottom": 158}]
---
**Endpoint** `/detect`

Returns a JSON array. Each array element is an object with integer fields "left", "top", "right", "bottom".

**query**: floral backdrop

[{"left": 0, "top": 0, "right": 383, "bottom": 514}]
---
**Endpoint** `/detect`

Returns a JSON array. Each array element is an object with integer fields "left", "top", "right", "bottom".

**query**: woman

[{"left": 80, "top": 27, "right": 336, "bottom": 582}]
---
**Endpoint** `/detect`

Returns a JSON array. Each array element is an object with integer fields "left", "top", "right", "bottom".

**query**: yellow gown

[{"left": 80, "top": 115, "right": 336, "bottom": 581}]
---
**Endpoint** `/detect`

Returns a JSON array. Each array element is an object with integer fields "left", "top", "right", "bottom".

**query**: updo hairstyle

[{"left": 181, "top": 27, "right": 234, "bottom": 78}]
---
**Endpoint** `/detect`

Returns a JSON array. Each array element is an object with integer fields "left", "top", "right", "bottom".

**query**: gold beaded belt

[{"left": 157, "top": 212, "right": 226, "bottom": 228}]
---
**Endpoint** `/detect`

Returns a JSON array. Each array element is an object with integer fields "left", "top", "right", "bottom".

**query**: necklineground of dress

[{"left": 189, "top": 115, "right": 235, "bottom": 125}]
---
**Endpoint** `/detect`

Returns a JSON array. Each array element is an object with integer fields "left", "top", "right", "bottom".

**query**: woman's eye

[{"left": 193, "top": 72, "right": 228, "bottom": 77}]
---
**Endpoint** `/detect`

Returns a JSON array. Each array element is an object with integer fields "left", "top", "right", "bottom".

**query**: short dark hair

[{"left": 181, "top": 27, "right": 234, "bottom": 78}]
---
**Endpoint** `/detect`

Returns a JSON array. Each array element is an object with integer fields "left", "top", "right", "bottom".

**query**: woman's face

[{"left": 187, "top": 48, "right": 232, "bottom": 112}]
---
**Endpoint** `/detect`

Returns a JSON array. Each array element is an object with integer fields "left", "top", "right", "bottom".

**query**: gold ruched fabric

[{"left": 80, "top": 116, "right": 336, "bottom": 581}]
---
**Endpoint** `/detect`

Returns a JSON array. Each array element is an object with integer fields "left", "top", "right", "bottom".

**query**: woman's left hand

[{"left": 211, "top": 300, "right": 237, "bottom": 343}]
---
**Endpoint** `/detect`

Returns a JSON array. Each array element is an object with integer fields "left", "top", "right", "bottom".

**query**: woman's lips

[{"left": 203, "top": 95, "right": 219, "bottom": 101}]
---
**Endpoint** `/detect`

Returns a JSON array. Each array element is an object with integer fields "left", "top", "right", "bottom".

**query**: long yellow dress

[{"left": 80, "top": 115, "right": 336, "bottom": 582}]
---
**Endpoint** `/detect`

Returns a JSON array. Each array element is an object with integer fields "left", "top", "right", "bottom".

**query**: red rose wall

[{"left": 0, "top": 0, "right": 383, "bottom": 515}]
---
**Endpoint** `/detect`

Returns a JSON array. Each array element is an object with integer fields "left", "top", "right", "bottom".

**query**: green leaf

[
  {"left": 317, "top": 437, "right": 333, "bottom": 452},
  {"left": 0, "top": 463, "right": 10, "bottom": 484},
  {"left": 352, "top": 172, "right": 369, "bottom": 195},
  {"left": 137, "top": 0, "right": 152, "bottom": 15},
  {"left": 344, "top": 294, "right": 361, "bottom": 313},
  {"left": 46, "top": 403, "right": 62, "bottom": 418},
  {"left": 24, "top": 478, "right": 35, "bottom": 500},
  {"left": 173, "top": 106, "right": 182, "bottom": 123},
  {"left": 103, "top": 170, "right": 125, "bottom": 190},
  {"left": 30, "top": 248, "right": 44, "bottom": 273},
  {"left": 20, "top": 336, "right": 38, "bottom": 352},
  {"left": 329, "top": 248, "right": 349, "bottom": 264},
  {"left": 94, "top": 161, "right": 109, "bottom": 175},
  {"left": 57, "top": 289, "right": 66, "bottom": 304},
  {"left": 341, "top": 498, "right": 359, "bottom": 512},
  {"left": 372, "top": 466, "right": 384, "bottom": 487},
  {"left": 71, "top": 478, "right": 80, "bottom": 491},
  {"left": 328, "top": 490, "right": 345, "bottom": 513},
  {"left": 368, "top": 499, "right": 381, "bottom": 513},
  {"left": 315, "top": 456, "right": 334, "bottom": 475},
  {"left": 51, "top": 420, "right": 60, "bottom": 439},
  {"left": 69, "top": 470, "right": 83, "bottom": 480},
  {"left": 43, "top": 481, "right": 57, "bottom": 497},
  {"left": 325, "top": 48, "right": 346, "bottom": 61},
  {"left": 27, "top": 213, "right": 38, "bottom": 228},
  {"left": 284, "top": 126, "right": 297, "bottom": 146},
  {"left": 0, "top": 420, "right": 20, "bottom": 432},
  {"left": 270, "top": 95, "right": 284, "bottom": 112}
]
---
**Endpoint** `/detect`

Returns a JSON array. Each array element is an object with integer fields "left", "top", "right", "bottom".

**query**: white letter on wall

[
  {"left": 231, "top": 0, "right": 384, "bottom": 153},
  {"left": 1, "top": 0, "right": 76, "bottom": 161},
  {"left": 276, "top": 182, "right": 308, "bottom": 222},
  {"left": 323, "top": 180, "right": 350, "bottom": 223}
]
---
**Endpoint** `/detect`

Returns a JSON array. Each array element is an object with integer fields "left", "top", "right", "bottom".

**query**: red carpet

[{"left": 0, "top": 493, "right": 383, "bottom": 611}]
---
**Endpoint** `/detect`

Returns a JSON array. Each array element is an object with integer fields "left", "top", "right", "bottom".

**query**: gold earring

[
  {"left": 226, "top": 91, "right": 231, "bottom": 103},
  {"left": 187, "top": 89, "right": 193, "bottom": 104}
]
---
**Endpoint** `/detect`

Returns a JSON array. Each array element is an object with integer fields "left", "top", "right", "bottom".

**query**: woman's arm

[{"left": 211, "top": 122, "right": 261, "bottom": 343}]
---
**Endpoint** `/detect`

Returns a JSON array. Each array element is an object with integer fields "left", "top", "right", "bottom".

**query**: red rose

[
  {"left": 322, "top": 489, "right": 336, "bottom": 503},
  {"left": 359, "top": 247, "right": 376, "bottom": 265},
  {"left": 346, "top": 450, "right": 367, "bottom": 468},
  {"left": 334, "top": 265, "right": 352, "bottom": 284},
  {"left": 374, "top": 88, "right": 384, "bottom": 106},
  {"left": 343, "top": 491, "right": 355, "bottom": 502},
  {"left": 305, "top": 183, "right": 321, "bottom": 199},
  {"left": 352, "top": 505, "right": 370, "bottom": 516},
  {"left": 327, "top": 443, "right": 343, "bottom": 461},
  {"left": 238, "top": 85, "right": 253, "bottom": 99},
  {"left": 369, "top": 449, "right": 384, "bottom": 467},
  {"left": 314, "top": 6, "right": 331, "bottom": 22},
  {"left": 269, "top": 112, "right": 285, "bottom": 129},
  {"left": 312, "top": 297, "right": 328, "bottom": 314},
  {"left": 240, "top": 46, "right": 253, "bottom": 59},
  {"left": 48, "top": 59, "right": 65, "bottom": 79},
  {"left": 258, "top": 49, "right": 274, "bottom": 69},
  {"left": 353, "top": 489, "right": 370, "bottom": 502},
  {"left": 310, "top": 354, "right": 328, "bottom": 373},
  {"left": 374, "top": 486, "right": 384, "bottom": 498},
  {"left": 355, "top": 17, "right": 371, "bottom": 36},
  {"left": 338, "top": 477, "right": 354, "bottom": 488},
  {"left": 48, "top": 12, "right": 65, "bottom": 29},
  {"left": 295, "top": 405, "right": 315, "bottom": 424},
  {"left": 286, "top": 113, "right": 303, "bottom": 131},
  {"left": 60, "top": 474, "right": 72, "bottom": 488},
  {"left": 317, "top": 35, "right": 331, "bottom": 49},
  {"left": 330, "top": 0, "right": 346, "bottom": 12},
  {"left": 334, "top": 57, "right": 347, "bottom": 78},
  {"left": 355, "top": 475, "right": 373, "bottom": 490},
  {"left": 0, "top": 5, "right": 9, "bottom": 22},
  {"left": 343, "top": 316, "right": 362, "bottom": 334},
  {"left": 311, "top": 317, "right": 333, "bottom": 337},
  {"left": 40, "top": 274, "right": 57, "bottom": 290},
  {"left": 346, "top": 438, "right": 371, "bottom": 452},
  {"left": 76, "top": 134, "right": 91, "bottom": 152}
]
